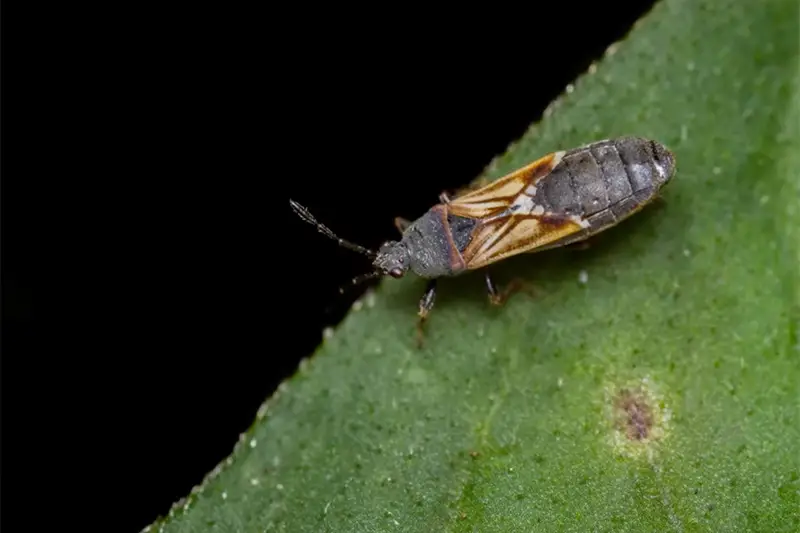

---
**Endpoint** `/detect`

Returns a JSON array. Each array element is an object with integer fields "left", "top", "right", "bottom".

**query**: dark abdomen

[{"left": 534, "top": 136, "right": 675, "bottom": 249}]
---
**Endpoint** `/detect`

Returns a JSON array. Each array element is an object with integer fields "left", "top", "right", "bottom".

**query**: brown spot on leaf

[{"left": 614, "top": 388, "right": 654, "bottom": 441}]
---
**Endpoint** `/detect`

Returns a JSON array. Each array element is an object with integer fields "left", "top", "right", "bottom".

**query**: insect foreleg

[
  {"left": 394, "top": 217, "right": 411, "bottom": 233},
  {"left": 416, "top": 279, "right": 437, "bottom": 348}
]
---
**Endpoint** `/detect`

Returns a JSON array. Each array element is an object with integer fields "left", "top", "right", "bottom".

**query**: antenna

[
  {"left": 338, "top": 270, "right": 383, "bottom": 293},
  {"left": 289, "top": 199, "right": 376, "bottom": 258}
]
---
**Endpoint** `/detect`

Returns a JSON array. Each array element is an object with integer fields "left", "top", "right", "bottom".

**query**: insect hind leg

[
  {"left": 651, "top": 194, "right": 668, "bottom": 208},
  {"left": 565, "top": 238, "right": 593, "bottom": 251},
  {"left": 438, "top": 178, "right": 492, "bottom": 204}
]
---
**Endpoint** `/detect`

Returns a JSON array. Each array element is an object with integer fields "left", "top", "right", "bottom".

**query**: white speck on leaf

[
  {"left": 558, "top": 377, "right": 564, "bottom": 388},
  {"left": 352, "top": 298, "right": 363, "bottom": 311},
  {"left": 276, "top": 483, "right": 284, "bottom": 490},
  {"left": 683, "top": 248, "right": 691, "bottom": 257},
  {"left": 222, "top": 491, "right": 228, "bottom": 500},
  {"left": 324, "top": 501, "right": 331, "bottom": 514},
  {"left": 687, "top": 61, "right": 695, "bottom": 71},
  {"left": 760, "top": 195, "right": 770, "bottom": 205},
  {"left": 250, "top": 478, "right": 259, "bottom": 486},
  {"left": 713, "top": 166, "right": 722, "bottom": 175},
  {"left": 250, "top": 438, "right": 257, "bottom": 448},
  {"left": 680, "top": 125, "right": 688, "bottom": 141},
  {"left": 566, "top": 83, "right": 574, "bottom": 94},
  {"left": 323, "top": 327, "right": 334, "bottom": 339},
  {"left": 366, "top": 290, "right": 376, "bottom": 308},
  {"left": 578, "top": 270, "right": 588, "bottom": 284}
]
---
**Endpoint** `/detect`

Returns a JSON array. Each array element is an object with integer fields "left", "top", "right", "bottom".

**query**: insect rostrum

[{"left": 290, "top": 136, "right": 676, "bottom": 345}]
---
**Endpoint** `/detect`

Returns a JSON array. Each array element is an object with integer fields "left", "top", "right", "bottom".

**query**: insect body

[{"left": 290, "top": 136, "right": 676, "bottom": 343}]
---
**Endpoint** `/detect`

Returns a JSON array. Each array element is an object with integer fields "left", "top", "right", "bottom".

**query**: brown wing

[
  {"left": 460, "top": 212, "right": 587, "bottom": 270},
  {"left": 445, "top": 148, "right": 589, "bottom": 269},
  {"left": 446, "top": 150, "right": 566, "bottom": 219}
]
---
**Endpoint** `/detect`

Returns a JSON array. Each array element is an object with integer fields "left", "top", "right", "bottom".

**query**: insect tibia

[{"left": 289, "top": 199, "right": 377, "bottom": 258}]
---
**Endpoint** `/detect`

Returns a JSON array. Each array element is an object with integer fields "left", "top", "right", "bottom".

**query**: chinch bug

[{"left": 290, "top": 136, "right": 676, "bottom": 345}]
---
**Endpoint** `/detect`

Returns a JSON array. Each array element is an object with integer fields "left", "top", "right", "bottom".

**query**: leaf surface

[{"left": 150, "top": 0, "right": 800, "bottom": 530}]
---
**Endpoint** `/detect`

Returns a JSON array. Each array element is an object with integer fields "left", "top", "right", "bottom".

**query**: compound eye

[{"left": 389, "top": 268, "right": 404, "bottom": 278}]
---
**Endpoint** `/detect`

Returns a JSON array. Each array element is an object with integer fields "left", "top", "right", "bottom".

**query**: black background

[{"left": 3, "top": 2, "right": 658, "bottom": 530}]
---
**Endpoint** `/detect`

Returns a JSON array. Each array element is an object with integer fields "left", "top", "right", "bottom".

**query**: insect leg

[
  {"left": 394, "top": 217, "right": 411, "bottom": 233},
  {"left": 416, "top": 279, "right": 437, "bottom": 347},
  {"left": 439, "top": 178, "right": 493, "bottom": 204},
  {"left": 485, "top": 271, "right": 502, "bottom": 304},
  {"left": 565, "top": 240, "right": 593, "bottom": 251},
  {"left": 485, "top": 271, "right": 535, "bottom": 306}
]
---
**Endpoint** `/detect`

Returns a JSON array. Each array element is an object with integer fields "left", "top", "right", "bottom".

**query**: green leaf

[{"left": 149, "top": 0, "right": 799, "bottom": 530}]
